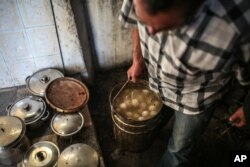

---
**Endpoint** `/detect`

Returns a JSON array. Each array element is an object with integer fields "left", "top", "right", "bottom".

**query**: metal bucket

[{"left": 109, "top": 80, "right": 163, "bottom": 152}]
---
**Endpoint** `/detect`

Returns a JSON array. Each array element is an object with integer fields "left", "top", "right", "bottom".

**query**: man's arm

[{"left": 127, "top": 28, "right": 146, "bottom": 82}]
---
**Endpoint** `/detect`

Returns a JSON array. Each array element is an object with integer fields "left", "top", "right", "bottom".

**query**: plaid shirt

[{"left": 119, "top": 0, "right": 250, "bottom": 114}]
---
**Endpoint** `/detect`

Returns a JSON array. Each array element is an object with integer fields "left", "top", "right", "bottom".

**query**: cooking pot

[
  {"left": 57, "top": 143, "right": 99, "bottom": 167},
  {"left": 26, "top": 68, "right": 64, "bottom": 97},
  {"left": 7, "top": 96, "right": 50, "bottom": 129},
  {"left": 0, "top": 116, "right": 30, "bottom": 166},
  {"left": 51, "top": 112, "right": 84, "bottom": 138},
  {"left": 45, "top": 77, "right": 89, "bottom": 113},
  {"left": 22, "top": 141, "right": 60, "bottom": 167}
]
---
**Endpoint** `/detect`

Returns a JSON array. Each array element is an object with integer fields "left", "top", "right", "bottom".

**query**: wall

[
  {"left": 86, "top": 0, "right": 133, "bottom": 70},
  {"left": 0, "top": 0, "right": 88, "bottom": 88},
  {"left": 0, "top": 0, "right": 134, "bottom": 88}
]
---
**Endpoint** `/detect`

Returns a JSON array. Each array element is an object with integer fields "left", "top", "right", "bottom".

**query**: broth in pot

[{"left": 113, "top": 87, "right": 162, "bottom": 121}]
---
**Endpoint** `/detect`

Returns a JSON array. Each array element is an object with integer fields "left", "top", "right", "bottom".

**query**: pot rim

[
  {"left": 0, "top": 116, "right": 26, "bottom": 149},
  {"left": 22, "top": 141, "right": 60, "bottom": 167},
  {"left": 7, "top": 96, "right": 47, "bottom": 125},
  {"left": 50, "top": 112, "right": 84, "bottom": 137},
  {"left": 26, "top": 68, "right": 64, "bottom": 97},
  {"left": 45, "top": 77, "right": 89, "bottom": 113}
]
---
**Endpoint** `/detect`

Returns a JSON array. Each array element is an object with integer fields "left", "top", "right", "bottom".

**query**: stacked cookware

[{"left": 0, "top": 68, "right": 99, "bottom": 167}]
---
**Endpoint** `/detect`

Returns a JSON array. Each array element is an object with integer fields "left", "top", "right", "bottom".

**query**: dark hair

[{"left": 143, "top": 0, "right": 204, "bottom": 15}]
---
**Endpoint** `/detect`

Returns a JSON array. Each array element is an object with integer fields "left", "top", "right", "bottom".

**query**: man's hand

[
  {"left": 127, "top": 61, "right": 145, "bottom": 82},
  {"left": 128, "top": 28, "right": 145, "bottom": 82},
  {"left": 229, "top": 106, "right": 246, "bottom": 128}
]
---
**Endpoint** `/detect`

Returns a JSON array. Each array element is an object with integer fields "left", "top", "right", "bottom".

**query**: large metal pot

[
  {"left": 26, "top": 68, "right": 64, "bottom": 97},
  {"left": 0, "top": 116, "right": 30, "bottom": 166},
  {"left": 22, "top": 141, "right": 60, "bottom": 167},
  {"left": 45, "top": 77, "right": 89, "bottom": 113},
  {"left": 7, "top": 96, "right": 50, "bottom": 129},
  {"left": 109, "top": 80, "right": 164, "bottom": 152},
  {"left": 57, "top": 143, "right": 99, "bottom": 167},
  {"left": 50, "top": 112, "right": 84, "bottom": 138}
]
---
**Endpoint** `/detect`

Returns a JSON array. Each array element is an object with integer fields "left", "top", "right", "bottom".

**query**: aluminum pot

[
  {"left": 7, "top": 96, "right": 50, "bottom": 129},
  {"left": 50, "top": 112, "right": 84, "bottom": 139},
  {"left": 45, "top": 77, "right": 89, "bottom": 113},
  {"left": 22, "top": 141, "right": 60, "bottom": 167},
  {"left": 57, "top": 143, "right": 99, "bottom": 167},
  {"left": 26, "top": 68, "right": 64, "bottom": 97},
  {"left": 0, "top": 116, "right": 30, "bottom": 166}
]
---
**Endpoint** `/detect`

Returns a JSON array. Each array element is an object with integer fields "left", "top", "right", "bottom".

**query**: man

[{"left": 119, "top": 0, "right": 250, "bottom": 166}]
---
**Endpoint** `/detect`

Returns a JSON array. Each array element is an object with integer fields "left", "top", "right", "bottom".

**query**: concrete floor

[{"left": 1, "top": 66, "right": 250, "bottom": 167}]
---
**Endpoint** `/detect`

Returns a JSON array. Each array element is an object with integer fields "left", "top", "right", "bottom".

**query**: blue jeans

[{"left": 159, "top": 107, "right": 214, "bottom": 167}]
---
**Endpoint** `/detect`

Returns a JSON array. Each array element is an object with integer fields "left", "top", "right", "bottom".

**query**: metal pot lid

[
  {"left": 45, "top": 77, "right": 89, "bottom": 113},
  {"left": 0, "top": 116, "right": 25, "bottom": 148},
  {"left": 8, "top": 96, "right": 46, "bottom": 125},
  {"left": 57, "top": 143, "right": 99, "bottom": 167},
  {"left": 26, "top": 68, "right": 64, "bottom": 97},
  {"left": 51, "top": 112, "right": 84, "bottom": 137},
  {"left": 23, "top": 141, "right": 60, "bottom": 167}
]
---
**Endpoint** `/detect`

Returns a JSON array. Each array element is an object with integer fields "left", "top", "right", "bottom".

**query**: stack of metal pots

[
  {"left": 44, "top": 77, "right": 89, "bottom": 139},
  {"left": 0, "top": 116, "right": 30, "bottom": 166},
  {"left": 1, "top": 68, "right": 99, "bottom": 167}
]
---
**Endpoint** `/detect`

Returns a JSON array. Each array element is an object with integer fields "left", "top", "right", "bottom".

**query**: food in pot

[{"left": 113, "top": 87, "right": 162, "bottom": 121}]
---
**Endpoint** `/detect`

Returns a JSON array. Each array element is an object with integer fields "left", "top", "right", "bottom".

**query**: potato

[
  {"left": 142, "top": 110, "right": 149, "bottom": 117},
  {"left": 137, "top": 116, "right": 144, "bottom": 121},
  {"left": 133, "top": 113, "right": 140, "bottom": 118},
  {"left": 139, "top": 102, "right": 147, "bottom": 110},
  {"left": 142, "top": 89, "right": 150, "bottom": 95},
  {"left": 150, "top": 110, "right": 158, "bottom": 117},
  {"left": 126, "top": 111, "right": 133, "bottom": 117},
  {"left": 119, "top": 102, "right": 127, "bottom": 109},
  {"left": 148, "top": 105, "right": 157, "bottom": 111},
  {"left": 131, "top": 98, "right": 139, "bottom": 107}
]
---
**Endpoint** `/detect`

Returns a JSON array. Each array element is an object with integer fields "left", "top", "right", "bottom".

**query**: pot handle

[
  {"left": 25, "top": 76, "right": 31, "bottom": 84},
  {"left": 41, "top": 110, "right": 50, "bottom": 121},
  {"left": 6, "top": 104, "right": 12, "bottom": 113}
]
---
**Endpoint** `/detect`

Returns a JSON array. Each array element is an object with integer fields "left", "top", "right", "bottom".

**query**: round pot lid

[
  {"left": 0, "top": 116, "right": 25, "bottom": 148},
  {"left": 57, "top": 143, "right": 99, "bottom": 167},
  {"left": 51, "top": 112, "right": 84, "bottom": 137},
  {"left": 26, "top": 68, "right": 64, "bottom": 97},
  {"left": 23, "top": 141, "right": 60, "bottom": 167},
  {"left": 45, "top": 77, "right": 89, "bottom": 113},
  {"left": 8, "top": 96, "right": 46, "bottom": 125}
]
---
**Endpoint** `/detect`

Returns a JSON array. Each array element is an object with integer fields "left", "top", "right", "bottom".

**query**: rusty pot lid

[
  {"left": 7, "top": 96, "right": 46, "bottom": 125},
  {"left": 57, "top": 143, "right": 99, "bottom": 167},
  {"left": 45, "top": 77, "right": 89, "bottom": 113},
  {"left": 23, "top": 141, "right": 60, "bottom": 167},
  {"left": 51, "top": 112, "right": 84, "bottom": 137},
  {"left": 26, "top": 68, "right": 64, "bottom": 97},
  {"left": 0, "top": 116, "right": 25, "bottom": 148}
]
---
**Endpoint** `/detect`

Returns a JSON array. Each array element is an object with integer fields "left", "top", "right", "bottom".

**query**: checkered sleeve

[{"left": 119, "top": 0, "right": 138, "bottom": 28}]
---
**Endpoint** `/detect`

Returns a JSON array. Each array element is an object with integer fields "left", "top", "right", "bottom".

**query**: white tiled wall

[
  {"left": 17, "top": 0, "right": 54, "bottom": 27},
  {"left": 0, "top": 0, "right": 89, "bottom": 89},
  {"left": 0, "top": 0, "right": 22, "bottom": 31},
  {"left": 0, "top": 0, "right": 63, "bottom": 88}
]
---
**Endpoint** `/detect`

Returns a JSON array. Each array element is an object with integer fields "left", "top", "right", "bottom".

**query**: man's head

[{"left": 133, "top": 0, "right": 204, "bottom": 35}]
